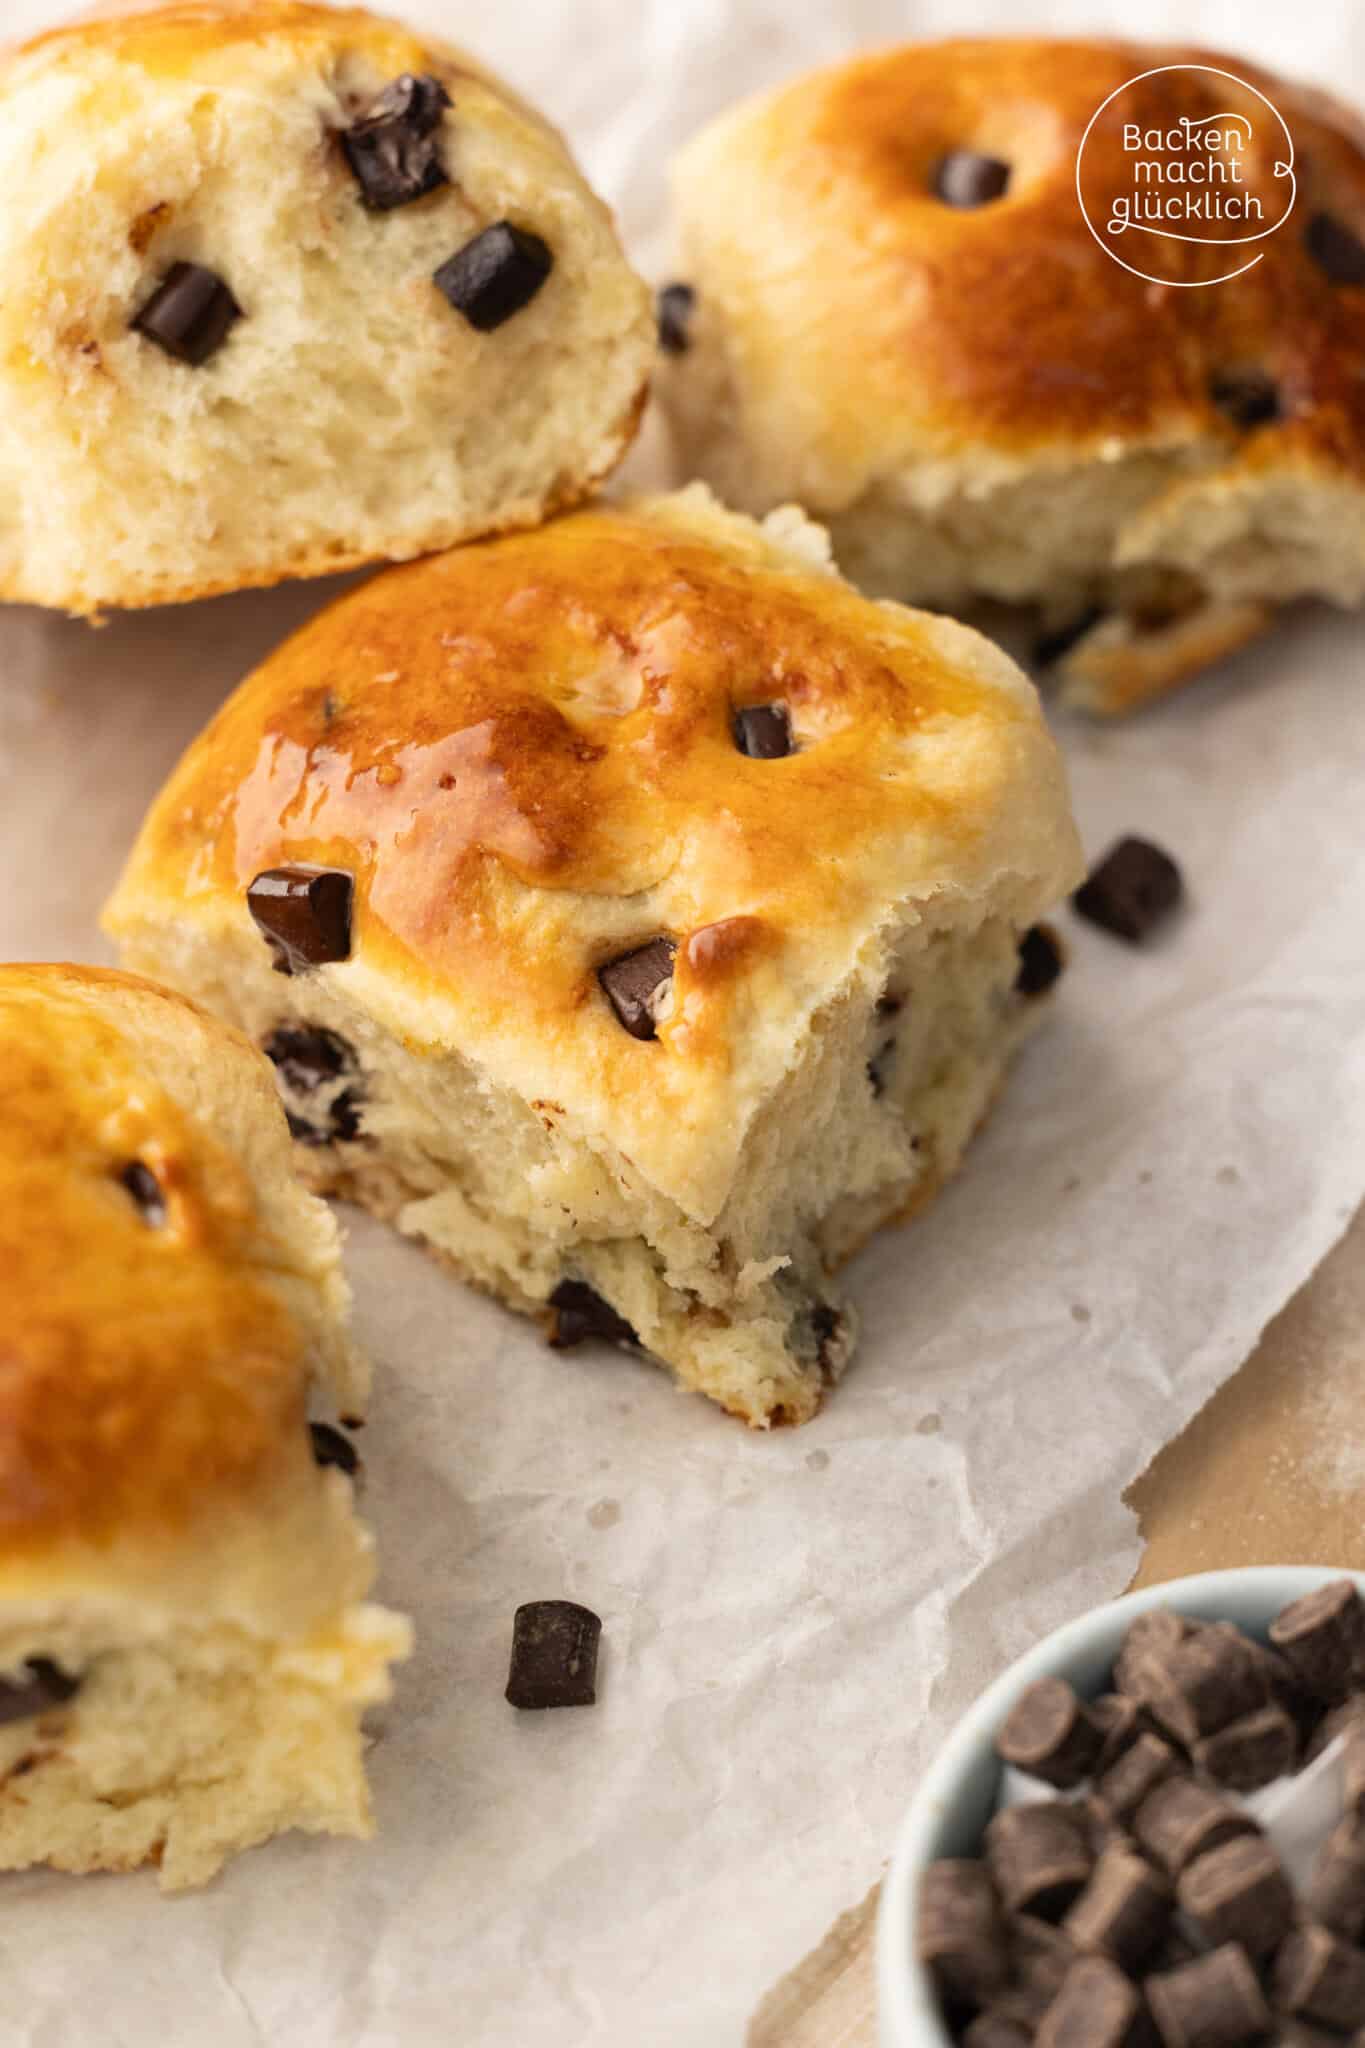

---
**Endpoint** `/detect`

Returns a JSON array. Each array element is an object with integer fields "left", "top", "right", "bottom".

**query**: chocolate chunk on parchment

[
  {"left": 1015, "top": 925, "right": 1065, "bottom": 998},
  {"left": 1064, "top": 1844, "right": 1171, "bottom": 1973},
  {"left": 1146, "top": 1942, "right": 1271, "bottom": 2048},
  {"left": 435, "top": 221, "right": 553, "bottom": 329},
  {"left": 1073, "top": 838, "right": 1183, "bottom": 945},
  {"left": 657, "top": 282, "right": 696, "bottom": 354},
  {"left": 917, "top": 1859, "right": 1009, "bottom": 2012},
  {"left": 132, "top": 262, "right": 242, "bottom": 365},
  {"left": 0, "top": 1660, "right": 79, "bottom": 1726},
  {"left": 985, "top": 1802, "right": 1093, "bottom": 1921},
  {"left": 598, "top": 937, "right": 676, "bottom": 1040},
  {"left": 247, "top": 867, "right": 354, "bottom": 975},
  {"left": 997, "top": 1677, "right": 1106, "bottom": 1789},
  {"left": 1273, "top": 1921, "right": 1365, "bottom": 2030},
  {"left": 1194, "top": 1703, "right": 1298, "bottom": 1791},
  {"left": 1177, "top": 1834, "right": 1293, "bottom": 1958},
  {"left": 934, "top": 150, "right": 1011, "bottom": 208},
  {"left": 505, "top": 1600, "right": 601, "bottom": 1710},
  {"left": 1133, "top": 1776, "right": 1258, "bottom": 1876},
  {"left": 1269, "top": 1579, "right": 1365, "bottom": 1702},
  {"left": 342, "top": 73, "right": 451, "bottom": 210},
  {"left": 1036, "top": 1955, "right": 1140, "bottom": 2048}
]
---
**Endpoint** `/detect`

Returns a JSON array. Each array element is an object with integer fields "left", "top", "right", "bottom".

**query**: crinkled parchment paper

[{"left": 1, "top": 0, "right": 1364, "bottom": 2041}]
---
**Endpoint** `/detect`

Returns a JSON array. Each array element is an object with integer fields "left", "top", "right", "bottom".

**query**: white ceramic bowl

[{"left": 876, "top": 1565, "right": 1365, "bottom": 2048}]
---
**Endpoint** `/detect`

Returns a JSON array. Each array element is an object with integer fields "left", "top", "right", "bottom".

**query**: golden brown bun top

[
  {"left": 0, "top": 964, "right": 317, "bottom": 1555},
  {"left": 108, "top": 490, "right": 1079, "bottom": 1221},
  {"left": 15, "top": 1, "right": 437, "bottom": 75},
  {"left": 672, "top": 38, "right": 1365, "bottom": 469}
]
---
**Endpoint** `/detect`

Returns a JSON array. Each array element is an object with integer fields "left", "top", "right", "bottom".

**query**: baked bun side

[
  {"left": 0, "top": 0, "right": 653, "bottom": 614},
  {"left": 0, "top": 963, "right": 410, "bottom": 1888},
  {"left": 659, "top": 39, "right": 1365, "bottom": 711},
  {"left": 106, "top": 486, "right": 1083, "bottom": 1425}
]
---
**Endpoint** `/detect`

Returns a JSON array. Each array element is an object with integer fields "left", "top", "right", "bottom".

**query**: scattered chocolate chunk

[
  {"left": 1269, "top": 1579, "right": 1365, "bottom": 1703},
  {"left": 964, "top": 2013, "right": 1032, "bottom": 2048},
  {"left": 547, "top": 1279, "right": 639, "bottom": 1352},
  {"left": 505, "top": 1600, "right": 601, "bottom": 1710},
  {"left": 0, "top": 1660, "right": 79, "bottom": 1726},
  {"left": 119, "top": 1159, "right": 166, "bottom": 1227},
  {"left": 1015, "top": 924, "right": 1064, "bottom": 998},
  {"left": 918, "top": 1860, "right": 1010, "bottom": 2011},
  {"left": 1137, "top": 1628, "right": 1267, "bottom": 1749},
  {"left": 1146, "top": 1942, "right": 1271, "bottom": 2048},
  {"left": 1036, "top": 1955, "right": 1139, "bottom": 2048},
  {"left": 1307, "top": 1815, "right": 1365, "bottom": 1941},
  {"left": 434, "top": 221, "right": 552, "bottom": 330},
  {"left": 985, "top": 1803, "right": 1093, "bottom": 1921},
  {"left": 1115, "top": 1612, "right": 1193, "bottom": 1698},
  {"left": 1177, "top": 1834, "right": 1293, "bottom": 1958},
  {"left": 247, "top": 867, "right": 354, "bottom": 975},
  {"left": 656, "top": 281, "right": 696, "bottom": 354},
  {"left": 1194, "top": 1703, "right": 1298, "bottom": 1791},
  {"left": 1034, "top": 606, "right": 1104, "bottom": 669},
  {"left": 1097, "top": 1733, "right": 1181, "bottom": 1824},
  {"left": 341, "top": 73, "right": 451, "bottom": 210},
  {"left": 935, "top": 150, "right": 1011, "bottom": 208},
  {"left": 598, "top": 937, "right": 676, "bottom": 1040},
  {"left": 1073, "top": 838, "right": 1183, "bottom": 946},
  {"left": 997, "top": 1678, "right": 1106, "bottom": 1789},
  {"left": 733, "top": 703, "right": 793, "bottom": 759},
  {"left": 1273, "top": 1921, "right": 1365, "bottom": 2029},
  {"left": 1064, "top": 1845, "right": 1171, "bottom": 1973},
  {"left": 1133, "top": 1776, "right": 1258, "bottom": 1877},
  {"left": 132, "top": 262, "right": 242, "bottom": 365},
  {"left": 1209, "top": 370, "right": 1280, "bottom": 430},
  {"left": 309, "top": 1422, "right": 359, "bottom": 1476},
  {"left": 1304, "top": 211, "right": 1365, "bottom": 287}
]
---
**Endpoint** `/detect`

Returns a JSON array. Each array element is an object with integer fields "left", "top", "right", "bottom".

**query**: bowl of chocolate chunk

[{"left": 878, "top": 1568, "right": 1365, "bottom": 2047}]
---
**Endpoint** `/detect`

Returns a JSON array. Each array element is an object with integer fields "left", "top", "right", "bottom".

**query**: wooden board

[{"left": 747, "top": 1204, "right": 1365, "bottom": 2045}]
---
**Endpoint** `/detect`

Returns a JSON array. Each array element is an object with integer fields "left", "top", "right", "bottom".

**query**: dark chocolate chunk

[
  {"left": 1194, "top": 1703, "right": 1298, "bottom": 1791},
  {"left": 1012, "top": 1916, "right": 1077, "bottom": 2013},
  {"left": 0, "top": 1659, "right": 79, "bottom": 1727},
  {"left": 1034, "top": 606, "right": 1104, "bottom": 669},
  {"left": 997, "top": 1677, "right": 1106, "bottom": 1789},
  {"left": 985, "top": 1802, "right": 1093, "bottom": 1921},
  {"left": 935, "top": 150, "right": 1011, "bottom": 208},
  {"left": 1209, "top": 370, "right": 1280, "bottom": 430},
  {"left": 1083, "top": 1793, "right": 1133, "bottom": 1859},
  {"left": 1115, "top": 1612, "right": 1193, "bottom": 1698},
  {"left": 547, "top": 1279, "right": 639, "bottom": 1352},
  {"left": 341, "top": 73, "right": 451, "bottom": 210},
  {"left": 434, "top": 222, "right": 552, "bottom": 330},
  {"left": 1097, "top": 1733, "right": 1181, "bottom": 1824},
  {"left": 1304, "top": 211, "right": 1365, "bottom": 287},
  {"left": 132, "top": 262, "right": 242, "bottom": 365},
  {"left": 119, "top": 1159, "right": 166, "bottom": 1227},
  {"left": 1015, "top": 924, "right": 1065, "bottom": 998},
  {"left": 1073, "top": 838, "right": 1183, "bottom": 945},
  {"left": 247, "top": 867, "right": 354, "bottom": 975},
  {"left": 1306, "top": 1816, "right": 1365, "bottom": 1941},
  {"left": 505, "top": 1600, "right": 601, "bottom": 1710},
  {"left": 657, "top": 281, "right": 696, "bottom": 354},
  {"left": 1177, "top": 1835, "right": 1292, "bottom": 1958},
  {"left": 733, "top": 702, "right": 793, "bottom": 759},
  {"left": 918, "top": 1859, "right": 1009, "bottom": 2011},
  {"left": 1269, "top": 1579, "right": 1365, "bottom": 1702},
  {"left": 1093, "top": 1693, "right": 1147, "bottom": 1769},
  {"left": 262, "top": 1023, "right": 355, "bottom": 1093},
  {"left": 1146, "top": 1942, "right": 1271, "bottom": 2048},
  {"left": 1138, "top": 1628, "right": 1268, "bottom": 1748},
  {"left": 286, "top": 1091, "right": 363, "bottom": 1146},
  {"left": 1133, "top": 1776, "right": 1258, "bottom": 1876},
  {"left": 309, "top": 1422, "right": 359, "bottom": 1476},
  {"left": 1036, "top": 1954, "right": 1140, "bottom": 2048},
  {"left": 1273, "top": 1922, "right": 1365, "bottom": 2030},
  {"left": 598, "top": 937, "right": 676, "bottom": 1040},
  {"left": 1064, "top": 1844, "right": 1171, "bottom": 1973}
]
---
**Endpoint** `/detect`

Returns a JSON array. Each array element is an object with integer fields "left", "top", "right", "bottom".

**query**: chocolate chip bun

[
  {"left": 0, "top": 1, "right": 653, "bottom": 615},
  {"left": 0, "top": 963, "right": 410, "bottom": 1888},
  {"left": 105, "top": 485, "right": 1082, "bottom": 1427},
  {"left": 658, "top": 41, "right": 1365, "bottom": 714}
]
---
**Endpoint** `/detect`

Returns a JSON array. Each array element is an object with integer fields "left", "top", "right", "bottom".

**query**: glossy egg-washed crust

[
  {"left": 671, "top": 39, "right": 1365, "bottom": 483},
  {"left": 107, "top": 491, "right": 1079, "bottom": 1224},
  {"left": 0, "top": 964, "right": 322, "bottom": 1557},
  {"left": 0, "top": 1, "right": 648, "bottom": 610}
]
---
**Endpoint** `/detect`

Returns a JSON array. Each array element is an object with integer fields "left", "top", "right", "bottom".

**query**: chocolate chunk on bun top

[
  {"left": 106, "top": 487, "right": 1081, "bottom": 1428},
  {"left": 0, "top": 964, "right": 409, "bottom": 1890},
  {"left": 0, "top": 1, "right": 652, "bottom": 615},
  {"left": 661, "top": 40, "right": 1365, "bottom": 715}
]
